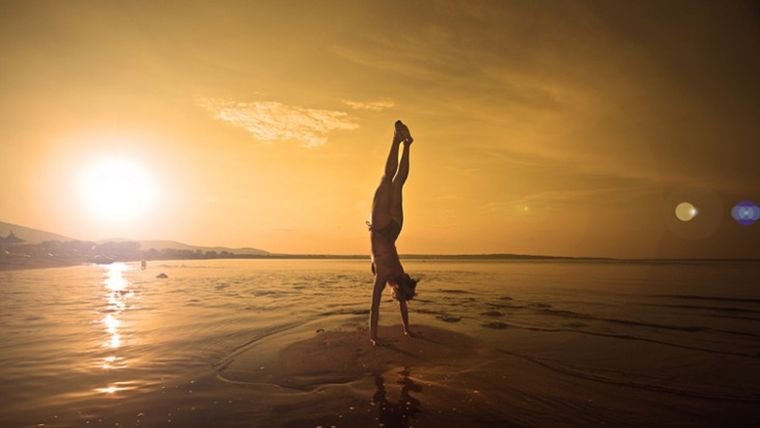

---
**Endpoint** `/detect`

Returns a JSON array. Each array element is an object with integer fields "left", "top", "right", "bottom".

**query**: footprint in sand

[
  {"left": 564, "top": 322, "right": 587, "bottom": 328},
  {"left": 436, "top": 315, "right": 461, "bottom": 323},
  {"left": 487, "top": 302, "right": 526, "bottom": 310},
  {"left": 529, "top": 303, "right": 552, "bottom": 308},
  {"left": 480, "top": 310, "right": 504, "bottom": 317},
  {"left": 482, "top": 321, "right": 508, "bottom": 330}
]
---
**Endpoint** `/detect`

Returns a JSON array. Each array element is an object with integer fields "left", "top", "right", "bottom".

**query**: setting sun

[{"left": 79, "top": 157, "right": 157, "bottom": 223}]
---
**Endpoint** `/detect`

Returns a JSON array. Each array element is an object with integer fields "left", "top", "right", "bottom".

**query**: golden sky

[{"left": 1, "top": 1, "right": 759, "bottom": 257}]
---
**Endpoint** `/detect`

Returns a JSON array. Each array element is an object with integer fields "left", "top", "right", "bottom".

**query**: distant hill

[
  {"left": 0, "top": 221, "right": 74, "bottom": 244},
  {"left": 0, "top": 220, "right": 269, "bottom": 256},
  {"left": 98, "top": 239, "right": 269, "bottom": 256},
  {"left": 137, "top": 240, "right": 269, "bottom": 256}
]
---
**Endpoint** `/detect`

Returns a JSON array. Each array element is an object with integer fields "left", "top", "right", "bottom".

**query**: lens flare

[
  {"left": 732, "top": 201, "right": 759, "bottom": 226},
  {"left": 675, "top": 202, "right": 698, "bottom": 222}
]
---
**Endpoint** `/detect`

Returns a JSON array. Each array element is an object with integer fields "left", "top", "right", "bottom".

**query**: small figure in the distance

[
  {"left": 368, "top": 120, "right": 419, "bottom": 345},
  {"left": 140, "top": 260, "right": 147, "bottom": 271}
]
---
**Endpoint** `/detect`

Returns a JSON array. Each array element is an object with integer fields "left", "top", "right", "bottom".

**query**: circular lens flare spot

[
  {"left": 732, "top": 201, "right": 759, "bottom": 226},
  {"left": 675, "top": 202, "right": 698, "bottom": 222}
]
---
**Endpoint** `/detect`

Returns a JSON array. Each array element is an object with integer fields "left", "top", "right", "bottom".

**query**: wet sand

[
  {"left": 219, "top": 320, "right": 482, "bottom": 389},
  {"left": 215, "top": 314, "right": 760, "bottom": 427}
]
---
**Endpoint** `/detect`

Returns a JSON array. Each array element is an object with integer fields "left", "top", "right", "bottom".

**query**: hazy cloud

[
  {"left": 343, "top": 99, "right": 395, "bottom": 111},
  {"left": 482, "top": 185, "right": 657, "bottom": 213},
  {"left": 200, "top": 98, "right": 358, "bottom": 147}
]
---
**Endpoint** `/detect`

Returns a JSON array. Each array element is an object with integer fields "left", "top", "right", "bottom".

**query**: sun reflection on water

[
  {"left": 100, "top": 263, "right": 130, "bottom": 354},
  {"left": 97, "top": 385, "right": 120, "bottom": 394},
  {"left": 101, "top": 355, "right": 117, "bottom": 369},
  {"left": 94, "top": 263, "right": 136, "bottom": 396},
  {"left": 103, "top": 313, "right": 121, "bottom": 333},
  {"left": 105, "top": 263, "right": 128, "bottom": 292},
  {"left": 95, "top": 381, "right": 137, "bottom": 395}
]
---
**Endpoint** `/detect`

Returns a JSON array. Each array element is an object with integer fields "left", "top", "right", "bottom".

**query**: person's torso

[{"left": 370, "top": 231, "right": 403, "bottom": 278}]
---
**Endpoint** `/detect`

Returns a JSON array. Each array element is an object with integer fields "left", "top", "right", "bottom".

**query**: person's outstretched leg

[
  {"left": 394, "top": 141, "right": 411, "bottom": 187},
  {"left": 372, "top": 130, "right": 404, "bottom": 229},
  {"left": 390, "top": 140, "right": 411, "bottom": 238},
  {"left": 383, "top": 137, "right": 402, "bottom": 182}
]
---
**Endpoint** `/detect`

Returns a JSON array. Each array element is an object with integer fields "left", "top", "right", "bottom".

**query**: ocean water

[{"left": 1, "top": 259, "right": 759, "bottom": 427}]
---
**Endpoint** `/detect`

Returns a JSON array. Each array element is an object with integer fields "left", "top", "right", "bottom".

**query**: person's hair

[{"left": 392, "top": 273, "right": 418, "bottom": 301}]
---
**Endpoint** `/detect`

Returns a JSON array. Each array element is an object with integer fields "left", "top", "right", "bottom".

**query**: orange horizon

[{"left": 1, "top": 1, "right": 758, "bottom": 259}]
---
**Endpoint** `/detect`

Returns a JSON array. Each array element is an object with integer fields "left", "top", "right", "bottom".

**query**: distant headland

[{"left": 1, "top": 221, "right": 757, "bottom": 271}]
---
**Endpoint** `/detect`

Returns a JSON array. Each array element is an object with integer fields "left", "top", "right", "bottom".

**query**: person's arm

[
  {"left": 369, "top": 275, "right": 385, "bottom": 345},
  {"left": 399, "top": 298, "right": 412, "bottom": 336}
]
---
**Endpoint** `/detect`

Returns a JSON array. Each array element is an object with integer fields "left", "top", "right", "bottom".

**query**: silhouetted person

[{"left": 368, "top": 120, "right": 418, "bottom": 345}]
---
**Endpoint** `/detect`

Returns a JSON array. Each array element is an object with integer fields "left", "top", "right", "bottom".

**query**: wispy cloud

[
  {"left": 481, "top": 185, "right": 658, "bottom": 213},
  {"left": 200, "top": 98, "right": 358, "bottom": 147},
  {"left": 343, "top": 99, "right": 395, "bottom": 111}
]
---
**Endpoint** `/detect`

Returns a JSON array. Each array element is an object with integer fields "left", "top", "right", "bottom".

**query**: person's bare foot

[
  {"left": 393, "top": 122, "right": 405, "bottom": 144},
  {"left": 395, "top": 120, "right": 413, "bottom": 144}
]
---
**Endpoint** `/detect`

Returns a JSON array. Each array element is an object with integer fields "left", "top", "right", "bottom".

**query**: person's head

[{"left": 391, "top": 273, "right": 418, "bottom": 301}]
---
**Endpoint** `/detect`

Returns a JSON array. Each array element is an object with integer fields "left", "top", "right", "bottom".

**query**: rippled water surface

[{"left": 1, "top": 259, "right": 759, "bottom": 427}]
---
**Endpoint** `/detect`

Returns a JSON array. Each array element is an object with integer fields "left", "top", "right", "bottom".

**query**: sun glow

[{"left": 79, "top": 157, "right": 157, "bottom": 222}]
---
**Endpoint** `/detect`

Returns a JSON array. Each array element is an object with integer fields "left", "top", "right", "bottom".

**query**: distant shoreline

[
  {"left": 4, "top": 221, "right": 759, "bottom": 267},
  {"left": 0, "top": 258, "right": 82, "bottom": 272},
  {"left": 174, "top": 253, "right": 760, "bottom": 263},
  {"left": 3, "top": 254, "right": 759, "bottom": 272}
]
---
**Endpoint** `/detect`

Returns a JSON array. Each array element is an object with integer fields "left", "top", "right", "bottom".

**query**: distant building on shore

[{"left": 0, "top": 231, "right": 25, "bottom": 246}]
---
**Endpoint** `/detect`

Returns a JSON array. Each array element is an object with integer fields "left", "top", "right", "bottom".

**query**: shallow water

[{"left": 1, "top": 259, "right": 759, "bottom": 427}]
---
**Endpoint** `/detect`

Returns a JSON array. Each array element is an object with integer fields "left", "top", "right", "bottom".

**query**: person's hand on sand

[{"left": 403, "top": 328, "right": 419, "bottom": 338}]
